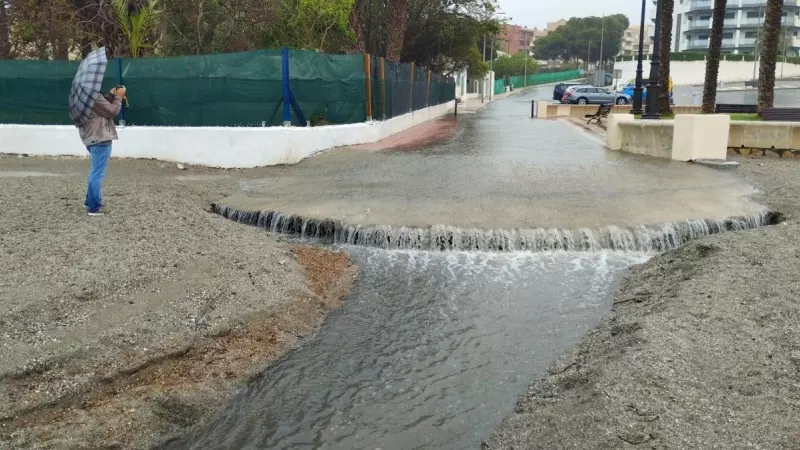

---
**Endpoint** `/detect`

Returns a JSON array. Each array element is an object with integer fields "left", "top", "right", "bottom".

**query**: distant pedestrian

[{"left": 68, "top": 46, "right": 126, "bottom": 216}]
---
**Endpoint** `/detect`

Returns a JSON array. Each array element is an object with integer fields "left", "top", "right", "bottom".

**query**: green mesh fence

[
  {"left": 494, "top": 79, "right": 506, "bottom": 95},
  {"left": 368, "top": 58, "right": 454, "bottom": 121},
  {"left": 0, "top": 49, "right": 455, "bottom": 126},
  {"left": 499, "top": 70, "right": 582, "bottom": 92}
]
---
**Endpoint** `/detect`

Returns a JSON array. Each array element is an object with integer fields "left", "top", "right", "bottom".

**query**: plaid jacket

[{"left": 69, "top": 48, "right": 107, "bottom": 127}]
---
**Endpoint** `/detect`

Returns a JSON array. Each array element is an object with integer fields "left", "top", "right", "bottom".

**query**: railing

[
  {"left": 740, "top": 17, "right": 763, "bottom": 26},
  {"left": 686, "top": 41, "right": 710, "bottom": 50},
  {"left": 739, "top": 38, "right": 757, "bottom": 46},
  {"left": 686, "top": 21, "right": 711, "bottom": 30},
  {"left": 688, "top": 0, "right": 712, "bottom": 10}
]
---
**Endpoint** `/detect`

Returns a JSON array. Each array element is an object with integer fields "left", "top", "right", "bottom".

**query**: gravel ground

[
  {"left": 0, "top": 155, "right": 356, "bottom": 449},
  {"left": 485, "top": 158, "right": 800, "bottom": 449}
]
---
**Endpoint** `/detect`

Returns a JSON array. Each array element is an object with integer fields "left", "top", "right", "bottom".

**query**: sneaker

[{"left": 87, "top": 211, "right": 104, "bottom": 216}]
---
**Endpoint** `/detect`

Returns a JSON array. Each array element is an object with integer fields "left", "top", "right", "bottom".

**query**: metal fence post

[
  {"left": 426, "top": 70, "right": 431, "bottom": 108},
  {"left": 281, "top": 47, "right": 291, "bottom": 126},
  {"left": 409, "top": 62, "right": 415, "bottom": 113},
  {"left": 117, "top": 57, "right": 126, "bottom": 126},
  {"left": 364, "top": 53, "right": 373, "bottom": 121},
  {"left": 380, "top": 57, "right": 386, "bottom": 120}
]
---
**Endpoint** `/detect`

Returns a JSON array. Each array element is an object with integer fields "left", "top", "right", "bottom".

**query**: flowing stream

[{"left": 161, "top": 248, "right": 649, "bottom": 449}]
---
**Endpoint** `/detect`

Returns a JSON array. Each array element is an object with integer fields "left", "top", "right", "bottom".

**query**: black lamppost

[
  {"left": 643, "top": 0, "right": 663, "bottom": 119},
  {"left": 631, "top": 0, "right": 647, "bottom": 115}
]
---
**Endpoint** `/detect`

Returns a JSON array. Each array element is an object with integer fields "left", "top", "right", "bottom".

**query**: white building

[
  {"left": 619, "top": 25, "right": 654, "bottom": 56},
  {"left": 650, "top": 0, "right": 800, "bottom": 56}
]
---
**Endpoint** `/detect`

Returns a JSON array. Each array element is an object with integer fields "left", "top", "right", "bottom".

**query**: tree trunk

[
  {"left": 659, "top": 0, "right": 674, "bottom": 115},
  {"left": 349, "top": 0, "right": 367, "bottom": 53},
  {"left": 0, "top": 0, "right": 11, "bottom": 59},
  {"left": 758, "top": 0, "right": 784, "bottom": 111},
  {"left": 385, "top": 0, "right": 408, "bottom": 61},
  {"left": 702, "top": 0, "right": 727, "bottom": 113}
]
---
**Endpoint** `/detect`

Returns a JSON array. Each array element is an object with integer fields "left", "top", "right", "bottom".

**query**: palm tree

[
  {"left": 702, "top": 0, "right": 728, "bottom": 113},
  {"left": 758, "top": 0, "right": 784, "bottom": 111},
  {"left": 112, "top": 0, "right": 163, "bottom": 58},
  {"left": 659, "top": 0, "right": 675, "bottom": 115}
]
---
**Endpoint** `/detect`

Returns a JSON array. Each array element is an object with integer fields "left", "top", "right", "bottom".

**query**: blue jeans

[{"left": 85, "top": 143, "right": 112, "bottom": 212}]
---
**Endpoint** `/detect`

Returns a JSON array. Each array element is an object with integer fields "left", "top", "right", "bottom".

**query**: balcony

[
  {"left": 686, "top": 40, "right": 710, "bottom": 50},
  {"left": 739, "top": 37, "right": 757, "bottom": 46},
  {"left": 740, "top": 17, "right": 764, "bottom": 26},
  {"left": 686, "top": 20, "right": 711, "bottom": 30},
  {"left": 688, "top": 0, "right": 713, "bottom": 11}
]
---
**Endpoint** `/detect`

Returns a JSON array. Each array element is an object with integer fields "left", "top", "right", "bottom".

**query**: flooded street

[
  {"left": 159, "top": 87, "right": 770, "bottom": 449},
  {"left": 223, "top": 86, "right": 763, "bottom": 232}
]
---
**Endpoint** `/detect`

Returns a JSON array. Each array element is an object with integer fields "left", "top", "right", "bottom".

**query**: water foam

[{"left": 212, "top": 204, "right": 779, "bottom": 253}]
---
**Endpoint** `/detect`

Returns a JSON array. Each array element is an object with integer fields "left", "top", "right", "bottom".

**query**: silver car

[{"left": 564, "top": 85, "right": 631, "bottom": 105}]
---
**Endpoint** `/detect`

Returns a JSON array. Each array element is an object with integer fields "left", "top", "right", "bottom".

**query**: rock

[{"left": 177, "top": 164, "right": 187, "bottom": 170}]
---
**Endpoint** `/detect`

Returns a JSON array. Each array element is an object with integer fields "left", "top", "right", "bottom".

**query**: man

[{"left": 78, "top": 86, "right": 125, "bottom": 216}]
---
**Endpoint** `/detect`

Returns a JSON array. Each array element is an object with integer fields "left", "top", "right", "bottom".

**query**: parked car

[
  {"left": 621, "top": 78, "right": 675, "bottom": 104},
  {"left": 553, "top": 83, "right": 582, "bottom": 101},
  {"left": 563, "top": 85, "right": 632, "bottom": 105}
]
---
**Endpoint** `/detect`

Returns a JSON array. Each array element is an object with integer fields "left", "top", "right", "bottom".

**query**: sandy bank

[
  {"left": 485, "top": 158, "right": 800, "bottom": 449},
  {"left": 0, "top": 156, "right": 356, "bottom": 449}
]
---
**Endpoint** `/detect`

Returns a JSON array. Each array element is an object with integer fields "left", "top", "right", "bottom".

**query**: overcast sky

[{"left": 497, "top": 0, "right": 644, "bottom": 30}]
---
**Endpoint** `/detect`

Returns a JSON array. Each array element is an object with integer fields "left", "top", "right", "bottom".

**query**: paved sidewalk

[{"left": 458, "top": 79, "right": 582, "bottom": 114}]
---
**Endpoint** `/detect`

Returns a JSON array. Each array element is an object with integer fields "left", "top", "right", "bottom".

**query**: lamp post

[
  {"left": 631, "top": 0, "right": 647, "bottom": 115},
  {"left": 643, "top": 0, "right": 663, "bottom": 119}
]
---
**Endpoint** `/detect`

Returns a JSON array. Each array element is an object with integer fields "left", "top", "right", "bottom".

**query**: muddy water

[
  {"left": 221, "top": 86, "right": 763, "bottom": 231},
  {"left": 161, "top": 248, "right": 648, "bottom": 450}
]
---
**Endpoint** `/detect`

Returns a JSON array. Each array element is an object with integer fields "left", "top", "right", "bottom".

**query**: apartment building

[
  {"left": 619, "top": 25, "right": 655, "bottom": 56},
  {"left": 651, "top": 0, "right": 800, "bottom": 56},
  {"left": 498, "top": 24, "right": 537, "bottom": 55}
]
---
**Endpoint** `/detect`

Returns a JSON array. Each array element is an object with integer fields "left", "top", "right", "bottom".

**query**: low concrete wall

[
  {"left": 536, "top": 102, "right": 701, "bottom": 119},
  {"left": 608, "top": 114, "right": 730, "bottom": 161},
  {"left": 728, "top": 121, "right": 800, "bottom": 158},
  {"left": 618, "top": 121, "right": 674, "bottom": 158},
  {"left": 616, "top": 59, "right": 800, "bottom": 85},
  {"left": 0, "top": 101, "right": 455, "bottom": 168}
]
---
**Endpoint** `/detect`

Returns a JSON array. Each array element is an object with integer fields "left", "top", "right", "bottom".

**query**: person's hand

[{"left": 111, "top": 86, "right": 127, "bottom": 100}]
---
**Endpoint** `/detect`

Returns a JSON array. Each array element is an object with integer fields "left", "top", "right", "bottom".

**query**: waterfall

[{"left": 212, "top": 204, "right": 780, "bottom": 253}]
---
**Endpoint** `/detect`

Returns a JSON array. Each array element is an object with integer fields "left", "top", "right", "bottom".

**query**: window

[
  {"left": 723, "top": 32, "right": 734, "bottom": 39},
  {"left": 746, "top": 11, "right": 760, "bottom": 18},
  {"left": 795, "top": 31, "right": 798, "bottom": 37},
  {"left": 745, "top": 31, "right": 757, "bottom": 38},
  {"left": 725, "top": 12, "right": 735, "bottom": 19},
  {"left": 698, "top": 34, "right": 710, "bottom": 40},
  {"left": 700, "top": 15, "right": 711, "bottom": 21}
]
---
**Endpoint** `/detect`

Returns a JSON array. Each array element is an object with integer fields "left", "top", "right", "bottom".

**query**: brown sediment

[{"left": 1, "top": 244, "right": 356, "bottom": 450}]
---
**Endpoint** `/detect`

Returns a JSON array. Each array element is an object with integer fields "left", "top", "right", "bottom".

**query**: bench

[
  {"left": 761, "top": 107, "right": 800, "bottom": 121},
  {"left": 716, "top": 103, "right": 758, "bottom": 113},
  {"left": 585, "top": 104, "right": 613, "bottom": 125},
  {"left": 744, "top": 80, "right": 758, "bottom": 88}
]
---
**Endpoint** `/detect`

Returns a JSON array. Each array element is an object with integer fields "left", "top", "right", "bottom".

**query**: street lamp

[
  {"left": 643, "top": 0, "right": 663, "bottom": 119},
  {"left": 631, "top": 0, "right": 647, "bottom": 115}
]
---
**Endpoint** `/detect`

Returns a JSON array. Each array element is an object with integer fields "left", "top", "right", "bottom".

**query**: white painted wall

[
  {"left": 0, "top": 101, "right": 455, "bottom": 169},
  {"left": 615, "top": 59, "right": 800, "bottom": 86}
]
